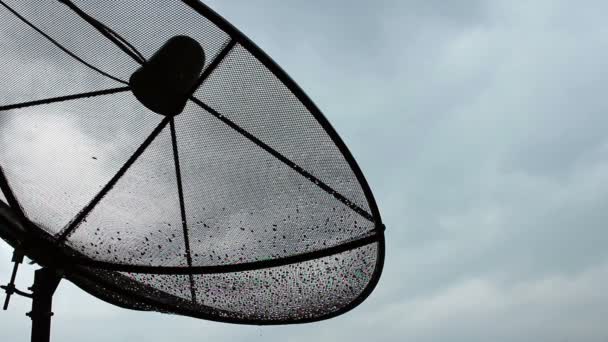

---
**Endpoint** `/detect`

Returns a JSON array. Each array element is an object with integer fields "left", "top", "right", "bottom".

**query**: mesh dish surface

[{"left": 0, "top": 0, "right": 385, "bottom": 324}]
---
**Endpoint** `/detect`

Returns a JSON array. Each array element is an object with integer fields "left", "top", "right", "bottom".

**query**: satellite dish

[{"left": 0, "top": 1, "right": 385, "bottom": 341}]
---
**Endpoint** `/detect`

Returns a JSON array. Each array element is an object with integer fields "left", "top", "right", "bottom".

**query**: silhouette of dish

[{"left": 0, "top": 0, "right": 385, "bottom": 324}]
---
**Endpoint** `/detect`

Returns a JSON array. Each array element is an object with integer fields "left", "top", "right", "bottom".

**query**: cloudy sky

[{"left": 2, "top": 0, "right": 608, "bottom": 341}]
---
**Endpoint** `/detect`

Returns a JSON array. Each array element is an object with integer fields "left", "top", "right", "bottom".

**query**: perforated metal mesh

[
  {"left": 196, "top": 44, "right": 370, "bottom": 213},
  {"left": 174, "top": 103, "right": 375, "bottom": 267},
  {"left": 0, "top": 0, "right": 384, "bottom": 324},
  {"left": 0, "top": 92, "right": 161, "bottom": 235},
  {"left": 67, "top": 126, "right": 188, "bottom": 267},
  {"left": 0, "top": 0, "right": 123, "bottom": 106},
  {"left": 190, "top": 243, "right": 378, "bottom": 321},
  {"left": 108, "top": 243, "right": 378, "bottom": 322}
]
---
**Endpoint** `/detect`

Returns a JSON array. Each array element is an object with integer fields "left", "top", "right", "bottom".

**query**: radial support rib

[
  {"left": 0, "top": 87, "right": 131, "bottom": 112},
  {"left": 58, "top": 0, "right": 145, "bottom": 64},
  {"left": 70, "top": 232, "right": 382, "bottom": 275},
  {"left": 169, "top": 118, "right": 197, "bottom": 303},
  {"left": 189, "top": 39, "right": 236, "bottom": 95}
]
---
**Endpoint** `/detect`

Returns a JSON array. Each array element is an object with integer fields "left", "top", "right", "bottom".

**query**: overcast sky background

[{"left": 2, "top": 0, "right": 608, "bottom": 341}]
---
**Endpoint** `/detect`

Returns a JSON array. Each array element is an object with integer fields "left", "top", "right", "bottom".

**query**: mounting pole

[{"left": 27, "top": 268, "right": 61, "bottom": 342}]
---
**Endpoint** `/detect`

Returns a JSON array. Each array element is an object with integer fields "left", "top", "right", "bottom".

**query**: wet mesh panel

[
  {"left": 193, "top": 243, "right": 378, "bottom": 321},
  {"left": 72, "top": 0, "right": 230, "bottom": 74},
  {"left": 175, "top": 103, "right": 375, "bottom": 267},
  {"left": 195, "top": 44, "right": 370, "bottom": 214},
  {"left": 66, "top": 126, "right": 189, "bottom": 267},
  {"left": 97, "top": 243, "right": 378, "bottom": 322},
  {"left": 121, "top": 273, "right": 193, "bottom": 302},
  {"left": 0, "top": 92, "right": 161, "bottom": 235},
  {"left": 0, "top": 1, "right": 123, "bottom": 107},
  {"left": 69, "top": 267, "right": 197, "bottom": 314},
  {"left": 66, "top": 269, "right": 157, "bottom": 313}
]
